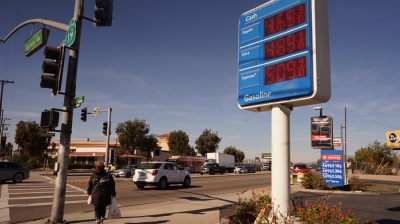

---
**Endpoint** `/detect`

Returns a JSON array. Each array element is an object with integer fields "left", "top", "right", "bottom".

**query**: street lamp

[{"left": 314, "top": 106, "right": 323, "bottom": 116}]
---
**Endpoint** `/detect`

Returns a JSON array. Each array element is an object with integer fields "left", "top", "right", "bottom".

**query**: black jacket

[{"left": 87, "top": 170, "right": 116, "bottom": 207}]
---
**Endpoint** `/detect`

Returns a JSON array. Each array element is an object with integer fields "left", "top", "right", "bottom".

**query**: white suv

[{"left": 132, "top": 162, "right": 191, "bottom": 189}]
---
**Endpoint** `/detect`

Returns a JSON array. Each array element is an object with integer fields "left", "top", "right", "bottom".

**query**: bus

[{"left": 166, "top": 155, "right": 206, "bottom": 173}]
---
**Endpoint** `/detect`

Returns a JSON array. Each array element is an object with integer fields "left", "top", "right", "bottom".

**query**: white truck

[{"left": 205, "top": 153, "right": 235, "bottom": 173}]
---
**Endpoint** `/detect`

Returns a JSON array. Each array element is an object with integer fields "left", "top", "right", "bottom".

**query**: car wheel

[
  {"left": 126, "top": 172, "right": 131, "bottom": 178},
  {"left": 158, "top": 177, "right": 168, "bottom": 190},
  {"left": 200, "top": 172, "right": 204, "bottom": 175},
  {"left": 183, "top": 176, "right": 191, "bottom": 188},
  {"left": 210, "top": 170, "right": 214, "bottom": 175},
  {"left": 221, "top": 170, "right": 224, "bottom": 174},
  {"left": 136, "top": 184, "right": 145, "bottom": 189},
  {"left": 13, "top": 173, "right": 24, "bottom": 183}
]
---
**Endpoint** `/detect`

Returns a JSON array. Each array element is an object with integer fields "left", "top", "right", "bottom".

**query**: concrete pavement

[{"left": 20, "top": 173, "right": 400, "bottom": 224}]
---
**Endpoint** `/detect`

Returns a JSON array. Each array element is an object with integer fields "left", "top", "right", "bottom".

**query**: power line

[{"left": 346, "top": 108, "right": 396, "bottom": 129}]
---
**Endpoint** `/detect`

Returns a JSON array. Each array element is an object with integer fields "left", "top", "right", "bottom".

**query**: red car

[{"left": 291, "top": 163, "right": 309, "bottom": 175}]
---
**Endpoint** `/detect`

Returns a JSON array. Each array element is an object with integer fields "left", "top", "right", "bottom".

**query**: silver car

[
  {"left": 113, "top": 165, "right": 137, "bottom": 178},
  {"left": 234, "top": 166, "right": 248, "bottom": 174},
  {"left": 0, "top": 162, "right": 30, "bottom": 183}
]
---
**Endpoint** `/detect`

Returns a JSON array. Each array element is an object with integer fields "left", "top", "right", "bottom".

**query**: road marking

[{"left": 0, "top": 185, "right": 10, "bottom": 223}]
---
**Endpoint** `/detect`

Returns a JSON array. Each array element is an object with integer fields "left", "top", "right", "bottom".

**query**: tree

[
  {"left": 168, "top": 130, "right": 189, "bottom": 155},
  {"left": 115, "top": 119, "right": 158, "bottom": 160},
  {"left": 354, "top": 140, "right": 396, "bottom": 174},
  {"left": 14, "top": 121, "right": 49, "bottom": 159},
  {"left": 184, "top": 145, "right": 197, "bottom": 156},
  {"left": 237, "top": 150, "right": 245, "bottom": 164},
  {"left": 195, "top": 128, "right": 222, "bottom": 156},
  {"left": 142, "top": 134, "right": 159, "bottom": 161}
]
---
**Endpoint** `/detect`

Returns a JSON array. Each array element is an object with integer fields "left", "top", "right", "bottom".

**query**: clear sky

[{"left": 1, "top": 0, "right": 399, "bottom": 164}]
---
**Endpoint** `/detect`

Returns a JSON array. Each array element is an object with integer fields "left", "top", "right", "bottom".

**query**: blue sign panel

[
  {"left": 321, "top": 150, "right": 344, "bottom": 186},
  {"left": 237, "top": 0, "right": 330, "bottom": 112}
]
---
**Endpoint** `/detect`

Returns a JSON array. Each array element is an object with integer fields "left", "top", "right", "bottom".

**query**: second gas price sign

[{"left": 237, "top": 0, "right": 331, "bottom": 112}]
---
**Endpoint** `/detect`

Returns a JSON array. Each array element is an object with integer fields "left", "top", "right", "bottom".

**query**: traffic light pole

[
  {"left": 51, "top": 0, "right": 83, "bottom": 222},
  {"left": 99, "top": 108, "right": 112, "bottom": 168}
]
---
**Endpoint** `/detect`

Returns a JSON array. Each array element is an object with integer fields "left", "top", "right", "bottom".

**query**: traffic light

[
  {"left": 81, "top": 107, "right": 87, "bottom": 122},
  {"left": 94, "top": 0, "right": 113, "bottom": 26},
  {"left": 40, "top": 45, "right": 65, "bottom": 96},
  {"left": 52, "top": 142, "right": 56, "bottom": 151},
  {"left": 1, "top": 137, "right": 6, "bottom": 151},
  {"left": 103, "top": 121, "right": 108, "bottom": 135},
  {"left": 40, "top": 110, "right": 60, "bottom": 131}
]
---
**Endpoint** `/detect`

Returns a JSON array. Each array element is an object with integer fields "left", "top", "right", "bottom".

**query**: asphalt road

[
  {"left": 1, "top": 171, "right": 399, "bottom": 223},
  {"left": 1, "top": 171, "right": 272, "bottom": 223}
]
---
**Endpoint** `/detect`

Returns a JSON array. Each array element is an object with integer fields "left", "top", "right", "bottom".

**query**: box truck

[{"left": 205, "top": 153, "right": 235, "bottom": 173}]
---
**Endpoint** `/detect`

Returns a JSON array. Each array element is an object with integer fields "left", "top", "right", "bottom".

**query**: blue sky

[{"left": 1, "top": 0, "right": 399, "bottom": 164}]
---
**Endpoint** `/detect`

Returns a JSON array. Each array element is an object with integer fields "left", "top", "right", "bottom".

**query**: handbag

[
  {"left": 87, "top": 195, "right": 92, "bottom": 204},
  {"left": 87, "top": 179, "right": 101, "bottom": 205},
  {"left": 108, "top": 197, "right": 121, "bottom": 219}
]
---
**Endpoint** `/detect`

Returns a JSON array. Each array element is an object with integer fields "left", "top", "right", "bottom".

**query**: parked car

[
  {"left": 0, "top": 162, "right": 30, "bottom": 183},
  {"left": 246, "top": 166, "right": 256, "bottom": 173},
  {"left": 316, "top": 166, "right": 321, "bottom": 171},
  {"left": 234, "top": 166, "right": 248, "bottom": 174},
  {"left": 292, "top": 163, "right": 309, "bottom": 175},
  {"left": 114, "top": 165, "right": 137, "bottom": 178},
  {"left": 262, "top": 164, "right": 270, "bottom": 171},
  {"left": 132, "top": 162, "right": 191, "bottom": 190}
]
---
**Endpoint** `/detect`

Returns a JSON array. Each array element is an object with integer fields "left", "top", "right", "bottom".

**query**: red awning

[
  {"left": 117, "top": 154, "right": 146, "bottom": 159},
  {"left": 69, "top": 152, "right": 105, "bottom": 157}
]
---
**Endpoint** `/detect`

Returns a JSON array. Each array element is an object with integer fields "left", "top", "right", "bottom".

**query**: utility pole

[
  {"left": 50, "top": 0, "right": 83, "bottom": 222},
  {"left": 0, "top": 80, "right": 14, "bottom": 137}
]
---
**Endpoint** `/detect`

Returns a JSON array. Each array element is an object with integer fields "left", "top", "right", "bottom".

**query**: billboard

[
  {"left": 321, "top": 150, "right": 344, "bottom": 186},
  {"left": 311, "top": 116, "right": 333, "bottom": 148},
  {"left": 386, "top": 130, "right": 400, "bottom": 148}
]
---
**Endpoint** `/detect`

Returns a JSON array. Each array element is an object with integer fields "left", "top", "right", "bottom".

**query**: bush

[
  {"left": 68, "top": 163, "right": 94, "bottom": 170},
  {"left": 228, "top": 190, "right": 272, "bottom": 224},
  {"left": 300, "top": 171, "right": 327, "bottom": 190},
  {"left": 295, "top": 194, "right": 359, "bottom": 224},
  {"left": 349, "top": 175, "right": 369, "bottom": 191}
]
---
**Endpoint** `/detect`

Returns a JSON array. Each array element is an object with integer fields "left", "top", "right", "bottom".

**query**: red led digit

[
  {"left": 264, "top": 56, "right": 307, "bottom": 85},
  {"left": 276, "top": 38, "right": 285, "bottom": 57},
  {"left": 264, "top": 3, "right": 306, "bottom": 37},
  {"left": 296, "top": 4, "right": 305, "bottom": 24},
  {"left": 286, "top": 33, "right": 295, "bottom": 54},
  {"left": 265, "top": 66, "right": 275, "bottom": 85},
  {"left": 286, "top": 60, "right": 296, "bottom": 79},
  {"left": 264, "top": 30, "right": 306, "bottom": 61},
  {"left": 276, "top": 12, "right": 285, "bottom": 32}
]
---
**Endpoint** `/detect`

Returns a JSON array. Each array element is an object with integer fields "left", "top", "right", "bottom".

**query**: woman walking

[{"left": 87, "top": 161, "right": 116, "bottom": 223}]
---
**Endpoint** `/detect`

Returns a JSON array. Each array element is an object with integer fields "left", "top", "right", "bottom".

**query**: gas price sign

[{"left": 237, "top": 0, "right": 330, "bottom": 112}]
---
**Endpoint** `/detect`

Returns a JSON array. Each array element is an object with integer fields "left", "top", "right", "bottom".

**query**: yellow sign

[{"left": 386, "top": 130, "right": 400, "bottom": 148}]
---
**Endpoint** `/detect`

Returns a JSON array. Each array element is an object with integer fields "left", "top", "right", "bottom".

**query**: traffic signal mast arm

[{"left": 0, "top": 18, "right": 68, "bottom": 43}]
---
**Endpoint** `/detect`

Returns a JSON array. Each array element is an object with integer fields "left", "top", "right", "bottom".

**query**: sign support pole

[
  {"left": 51, "top": 0, "right": 82, "bottom": 222},
  {"left": 271, "top": 104, "right": 291, "bottom": 216}
]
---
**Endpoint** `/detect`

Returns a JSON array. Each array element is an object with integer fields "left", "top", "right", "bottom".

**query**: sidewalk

[{"left": 23, "top": 173, "right": 399, "bottom": 224}]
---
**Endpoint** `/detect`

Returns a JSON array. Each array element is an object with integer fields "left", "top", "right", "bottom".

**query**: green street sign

[
  {"left": 24, "top": 28, "right": 49, "bottom": 57},
  {"left": 65, "top": 19, "right": 76, "bottom": 47},
  {"left": 71, "top": 96, "right": 84, "bottom": 108},
  {"left": 76, "top": 96, "right": 84, "bottom": 105}
]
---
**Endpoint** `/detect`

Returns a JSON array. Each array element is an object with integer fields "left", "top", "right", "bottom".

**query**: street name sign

[
  {"left": 24, "top": 28, "right": 49, "bottom": 57},
  {"left": 65, "top": 19, "right": 76, "bottom": 47},
  {"left": 71, "top": 96, "right": 84, "bottom": 108},
  {"left": 237, "top": 0, "right": 330, "bottom": 112}
]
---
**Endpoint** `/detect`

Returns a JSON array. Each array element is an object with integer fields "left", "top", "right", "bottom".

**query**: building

[{"left": 50, "top": 135, "right": 172, "bottom": 170}]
